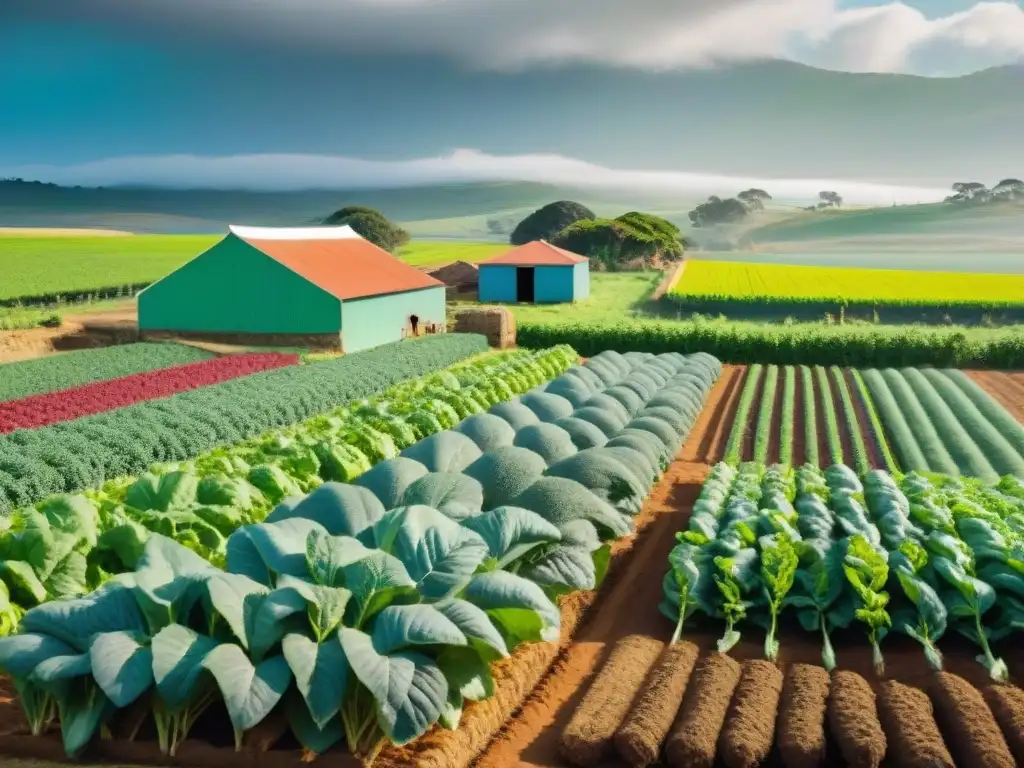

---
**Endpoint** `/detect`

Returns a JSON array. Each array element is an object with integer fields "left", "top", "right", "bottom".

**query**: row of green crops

[
  {"left": 862, "top": 367, "right": 1024, "bottom": 482},
  {"left": 0, "top": 334, "right": 491, "bottom": 514},
  {"left": 517, "top": 320, "right": 1024, "bottom": 369},
  {"left": 0, "top": 346, "right": 577, "bottom": 619},
  {"left": 0, "top": 349, "right": 723, "bottom": 761},
  {"left": 662, "top": 461, "right": 1024, "bottom": 679},
  {"left": 0, "top": 343, "right": 215, "bottom": 404}
]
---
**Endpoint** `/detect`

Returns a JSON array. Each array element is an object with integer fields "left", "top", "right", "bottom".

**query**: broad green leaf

[
  {"left": 523, "top": 546, "right": 597, "bottom": 594},
  {"left": 304, "top": 529, "right": 373, "bottom": 587},
  {"left": 37, "top": 495, "right": 100, "bottom": 547},
  {"left": 56, "top": 678, "right": 113, "bottom": 758},
  {"left": 462, "top": 507, "right": 561, "bottom": 569},
  {"left": 463, "top": 571, "right": 561, "bottom": 644},
  {"left": 338, "top": 627, "right": 448, "bottom": 746},
  {"left": 20, "top": 583, "right": 145, "bottom": 653},
  {"left": 0, "top": 560, "right": 48, "bottom": 605},
  {"left": 206, "top": 573, "right": 270, "bottom": 652},
  {"left": 285, "top": 688, "right": 342, "bottom": 754},
  {"left": 226, "top": 519, "right": 322, "bottom": 586},
  {"left": 436, "top": 645, "right": 494, "bottom": 702},
  {"left": 43, "top": 549, "right": 88, "bottom": 601},
  {"left": 434, "top": 599, "right": 508, "bottom": 658},
  {"left": 88, "top": 630, "right": 153, "bottom": 708},
  {"left": 281, "top": 633, "right": 349, "bottom": 729},
  {"left": 31, "top": 653, "right": 91, "bottom": 686},
  {"left": 201, "top": 645, "right": 292, "bottom": 736},
  {"left": 0, "top": 632, "right": 77, "bottom": 679},
  {"left": 126, "top": 472, "right": 199, "bottom": 513},
  {"left": 369, "top": 506, "right": 489, "bottom": 601},
  {"left": 94, "top": 522, "right": 149, "bottom": 571},
  {"left": 370, "top": 604, "right": 467, "bottom": 655},
  {"left": 151, "top": 624, "right": 220, "bottom": 711},
  {"left": 275, "top": 575, "right": 351, "bottom": 642}
]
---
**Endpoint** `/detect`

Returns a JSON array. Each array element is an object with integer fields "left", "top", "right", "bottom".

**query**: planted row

[
  {"left": 0, "top": 352, "right": 300, "bottom": 433},
  {"left": 0, "top": 342, "right": 214, "bottom": 404},
  {"left": 0, "top": 346, "right": 577, "bottom": 620},
  {"left": 662, "top": 461, "right": 1024, "bottom": 681},
  {"left": 0, "top": 333, "right": 490, "bottom": 513},
  {"left": 862, "top": 367, "right": 1024, "bottom": 481}
]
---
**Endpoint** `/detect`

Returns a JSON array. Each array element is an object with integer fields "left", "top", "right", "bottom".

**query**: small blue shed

[{"left": 477, "top": 240, "right": 590, "bottom": 304}]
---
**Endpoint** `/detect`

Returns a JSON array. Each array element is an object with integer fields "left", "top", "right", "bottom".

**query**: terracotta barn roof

[
  {"left": 480, "top": 240, "right": 588, "bottom": 267},
  {"left": 230, "top": 225, "right": 442, "bottom": 301}
]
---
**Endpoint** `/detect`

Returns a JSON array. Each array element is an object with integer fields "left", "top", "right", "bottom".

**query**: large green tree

[
  {"left": 688, "top": 195, "right": 750, "bottom": 227},
  {"left": 510, "top": 200, "right": 596, "bottom": 245},
  {"left": 323, "top": 205, "right": 410, "bottom": 252},
  {"left": 553, "top": 211, "right": 683, "bottom": 270}
]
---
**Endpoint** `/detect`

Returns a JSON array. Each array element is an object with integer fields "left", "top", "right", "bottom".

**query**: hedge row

[
  {"left": 0, "top": 342, "right": 213, "bottom": 403},
  {"left": 0, "top": 334, "right": 489, "bottom": 513},
  {"left": 517, "top": 320, "right": 1024, "bottom": 369}
]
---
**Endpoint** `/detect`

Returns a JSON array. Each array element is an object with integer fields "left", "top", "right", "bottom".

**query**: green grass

[
  {"left": 0, "top": 235, "right": 507, "bottom": 303},
  {"left": 394, "top": 240, "right": 508, "bottom": 267}
]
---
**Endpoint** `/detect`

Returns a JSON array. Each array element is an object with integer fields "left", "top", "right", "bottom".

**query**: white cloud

[
  {"left": 2, "top": 149, "right": 950, "bottom": 205},
  {"left": 21, "top": 0, "right": 1023, "bottom": 75}
]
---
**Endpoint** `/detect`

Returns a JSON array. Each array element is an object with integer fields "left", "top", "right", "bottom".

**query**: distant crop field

[
  {"left": 671, "top": 260, "right": 1024, "bottom": 306},
  {"left": 0, "top": 235, "right": 504, "bottom": 304}
]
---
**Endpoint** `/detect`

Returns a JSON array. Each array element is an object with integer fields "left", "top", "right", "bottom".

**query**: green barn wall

[
  {"left": 138, "top": 235, "right": 341, "bottom": 334},
  {"left": 341, "top": 286, "right": 446, "bottom": 353}
]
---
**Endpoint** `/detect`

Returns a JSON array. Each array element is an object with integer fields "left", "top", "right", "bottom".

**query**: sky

[{"left": 1, "top": 0, "right": 1021, "bottom": 189}]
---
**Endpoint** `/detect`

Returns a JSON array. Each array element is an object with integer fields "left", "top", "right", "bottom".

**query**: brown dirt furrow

[
  {"left": 471, "top": 463, "right": 711, "bottom": 768},
  {"left": 665, "top": 652, "right": 742, "bottom": 768},
  {"left": 877, "top": 679, "right": 954, "bottom": 768},
  {"left": 741, "top": 366, "right": 768, "bottom": 462},
  {"left": 844, "top": 369, "right": 884, "bottom": 470},
  {"left": 827, "top": 670, "right": 886, "bottom": 768},
  {"left": 719, "top": 659, "right": 784, "bottom": 768},
  {"left": 825, "top": 368, "right": 855, "bottom": 468},
  {"left": 968, "top": 370, "right": 1024, "bottom": 423},
  {"left": 930, "top": 672, "right": 1014, "bottom": 768},
  {"left": 812, "top": 368, "right": 831, "bottom": 469},
  {"left": 776, "top": 663, "right": 831, "bottom": 768},
  {"left": 558, "top": 634, "right": 664, "bottom": 766},
  {"left": 613, "top": 641, "right": 700, "bottom": 767},
  {"left": 983, "top": 683, "right": 1024, "bottom": 764},
  {"left": 766, "top": 367, "right": 786, "bottom": 466},
  {"left": 691, "top": 364, "right": 746, "bottom": 463},
  {"left": 791, "top": 365, "right": 808, "bottom": 468}
]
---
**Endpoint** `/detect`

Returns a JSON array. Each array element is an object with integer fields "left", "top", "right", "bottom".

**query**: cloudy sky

[{"left": 1, "top": 0, "right": 1021, "bottom": 189}]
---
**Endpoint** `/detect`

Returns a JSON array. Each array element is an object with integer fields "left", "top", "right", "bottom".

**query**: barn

[
  {"left": 138, "top": 224, "right": 446, "bottom": 352},
  {"left": 477, "top": 240, "right": 590, "bottom": 304}
]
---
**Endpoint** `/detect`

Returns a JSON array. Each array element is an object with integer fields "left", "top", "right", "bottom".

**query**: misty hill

[{"left": 0, "top": 179, "right": 694, "bottom": 236}]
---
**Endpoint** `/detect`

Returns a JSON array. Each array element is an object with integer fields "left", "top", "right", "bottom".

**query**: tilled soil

[
  {"left": 877, "top": 679, "right": 955, "bottom": 768},
  {"left": 776, "top": 663, "right": 830, "bottom": 768},
  {"left": 558, "top": 634, "right": 664, "bottom": 766},
  {"left": 844, "top": 369, "right": 885, "bottom": 469},
  {"left": 719, "top": 660, "right": 784, "bottom": 768},
  {"left": 968, "top": 370, "right": 1024, "bottom": 424},
  {"left": 664, "top": 652, "right": 742, "bottom": 768}
]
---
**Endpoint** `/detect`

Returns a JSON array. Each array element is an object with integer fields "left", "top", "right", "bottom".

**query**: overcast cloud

[
  {"left": 4, "top": 0, "right": 1023, "bottom": 75},
  {"left": 1, "top": 149, "right": 950, "bottom": 205}
]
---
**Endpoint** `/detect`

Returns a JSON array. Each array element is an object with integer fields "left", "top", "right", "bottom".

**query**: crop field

[
  {"left": 699, "top": 364, "right": 1024, "bottom": 482},
  {"left": 0, "top": 346, "right": 725, "bottom": 767},
  {"left": 667, "top": 260, "right": 1024, "bottom": 322},
  {"left": 0, "top": 235, "right": 504, "bottom": 304},
  {"left": 543, "top": 462, "right": 1024, "bottom": 768}
]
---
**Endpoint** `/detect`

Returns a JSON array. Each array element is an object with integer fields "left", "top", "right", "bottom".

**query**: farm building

[
  {"left": 428, "top": 260, "right": 479, "bottom": 297},
  {"left": 138, "top": 224, "right": 446, "bottom": 352},
  {"left": 477, "top": 241, "right": 589, "bottom": 304}
]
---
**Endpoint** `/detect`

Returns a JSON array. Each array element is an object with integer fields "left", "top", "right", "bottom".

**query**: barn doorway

[
  {"left": 409, "top": 314, "right": 419, "bottom": 336},
  {"left": 516, "top": 267, "right": 535, "bottom": 303}
]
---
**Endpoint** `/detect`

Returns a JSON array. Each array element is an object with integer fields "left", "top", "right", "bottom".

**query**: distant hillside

[
  {"left": 0, "top": 179, "right": 694, "bottom": 237},
  {"left": 734, "top": 200, "right": 1024, "bottom": 253}
]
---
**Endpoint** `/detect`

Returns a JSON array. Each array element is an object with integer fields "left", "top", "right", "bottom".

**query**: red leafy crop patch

[{"left": 0, "top": 352, "right": 299, "bottom": 433}]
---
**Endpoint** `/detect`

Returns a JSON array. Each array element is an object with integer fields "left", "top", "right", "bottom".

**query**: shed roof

[
  {"left": 428, "top": 260, "right": 480, "bottom": 285},
  {"left": 230, "top": 225, "right": 442, "bottom": 301},
  {"left": 480, "top": 240, "right": 588, "bottom": 267}
]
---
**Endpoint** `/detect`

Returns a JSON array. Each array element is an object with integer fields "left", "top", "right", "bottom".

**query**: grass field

[
  {"left": 671, "top": 260, "right": 1024, "bottom": 305},
  {"left": 0, "top": 235, "right": 506, "bottom": 303}
]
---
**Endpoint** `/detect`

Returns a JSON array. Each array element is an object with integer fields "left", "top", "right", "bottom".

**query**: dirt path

[
  {"left": 968, "top": 370, "right": 1024, "bottom": 424},
  {"left": 474, "top": 371, "right": 738, "bottom": 768},
  {"left": 812, "top": 369, "right": 831, "bottom": 469},
  {"left": 766, "top": 367, "right": 786, "bottom": 465},
  {"left": 741, "top": 367, "right": 768, "bottom": 462},
  {"left": 845, "top": 368, "right": 885, "bottom": 469},
  {"left": 691, "top": 364, "right": 745, "bottom": 463}
]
